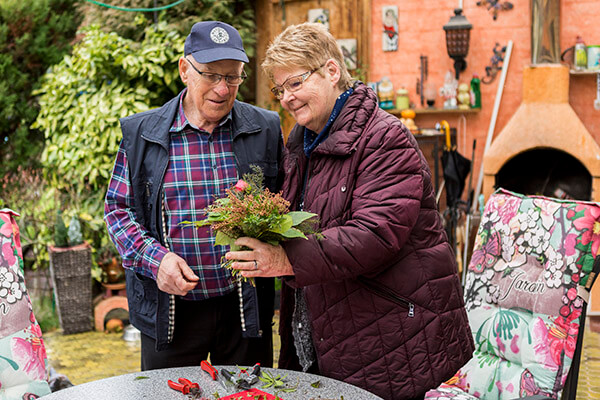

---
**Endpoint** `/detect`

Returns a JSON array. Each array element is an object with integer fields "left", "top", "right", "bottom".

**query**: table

[{"left": 40, "top": 365, "right": 383, "bottom": 400}]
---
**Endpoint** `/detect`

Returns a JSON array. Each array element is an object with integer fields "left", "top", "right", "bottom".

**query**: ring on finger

[{"left": 253, "top": 260, "right": 258, "bottom": 270}]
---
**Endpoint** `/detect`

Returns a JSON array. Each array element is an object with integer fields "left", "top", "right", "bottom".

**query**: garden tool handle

[
  {"left": 179, "top": 378, "right": 199, "bottom": 391},
  {"left": 168, "top": 379, "right": 190, "bottom": 394},
  {"left": 201, "top": 360, "right": 218, "bottom": 380}
]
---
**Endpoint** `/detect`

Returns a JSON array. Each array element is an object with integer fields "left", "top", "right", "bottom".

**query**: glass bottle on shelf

[
  {"left": 574, "top": 35, "right": 587, "bottom": 71},
  {"left": 470, "top": 74, "right": 481, "bottom": 109}
]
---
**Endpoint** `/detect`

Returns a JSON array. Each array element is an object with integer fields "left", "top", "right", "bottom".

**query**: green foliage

[
  {"left": 34, "top": 20, "right": 183, "bottom": 195},
  {"left": 31, "top": 293, "right": 60, "bottom": 333},
  {"left": 0, "top": 167, "right": 56, "bottom": 271},
  {"left": 54, "top": 211, "right": 83, "bottom": 247},
  {"left": 54, "top": 211, "right": 69, "bottom": 248},
  {"left": 29, "top": 20, "right": 184, "bottom": 280},
  {"left": 82, "top": 0, "right": 256, "bottom": 100},
  {"left": 83, "top": 0, "right": 255, "bottom": 56},
  {"left": 0, "top": 0, "right": 82, "bottom": 178},
  {"left": 186, "top": 167, "right": 318, "bottom": 247}
]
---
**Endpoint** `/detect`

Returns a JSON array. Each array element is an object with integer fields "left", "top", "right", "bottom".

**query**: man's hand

[{"left": 156, "top": 252, "right": 199, "bottom": 296}]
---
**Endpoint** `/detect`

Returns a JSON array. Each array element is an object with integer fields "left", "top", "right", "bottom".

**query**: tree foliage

[
  {"left": 0, "top": 0, "right": 82, "bottom": 177},
  {"left": 83, "top": 0, "right": 255, "bottom": 56},
  {"left": 34, "top": 19, "right": 184, "bottom": 194},
  {"left": 82, "top": 0, "right": 256, "bottom": 100},
  {"left": 28, "top": 19, "right": 184, "bottom": 277}
]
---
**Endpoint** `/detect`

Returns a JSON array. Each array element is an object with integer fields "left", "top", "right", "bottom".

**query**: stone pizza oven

[
  {"left": 482, "top": 0, "right": 600, "bottom": 202},
  {"left": 482, "top": 64, "right": 600, "bottom": 201}
]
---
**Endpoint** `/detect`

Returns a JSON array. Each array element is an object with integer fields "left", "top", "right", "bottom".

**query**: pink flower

[
  {"left": 11, "top": 334, "right": 46, "bottom": 380},
  {"left": 564, "top": 234, "right": 577, "bottom": 256},
  {"left": 2, "top": 242, "right": 16, "bottom": 266},
  {"left": 510, "top": 334, "right": 520, "bottom": 354},
  {"left": 233, "top": 180, "right": 249, "bottom": 192},
  {"left": 572, "top": 205, "right": 600, "bottom": 257},
  {"left": 0, "top": 216, "right": 14, "bottom": 238}
]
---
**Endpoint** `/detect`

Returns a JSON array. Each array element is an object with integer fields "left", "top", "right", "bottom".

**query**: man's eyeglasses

[
  {"left": 270, "top": 64, "right": 325, "bottom": 100},
  {"left": 185, "top": 57, "right": 247, "bottom": 86}
]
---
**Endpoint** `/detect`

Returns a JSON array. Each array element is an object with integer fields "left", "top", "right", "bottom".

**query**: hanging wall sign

[
  {"left": 337, "top": 39, "right": 358, "bottom": 70},
  {"left": 308, "top": 8, "right": 330, "bottom": 30},
  {"left": 382, "top": 6, "right": 398, "bottom": 52}
]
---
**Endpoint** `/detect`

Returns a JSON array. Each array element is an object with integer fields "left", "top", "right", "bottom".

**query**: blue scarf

[{"left": 303, "top": 87, "right": 354, "bottom": 157}]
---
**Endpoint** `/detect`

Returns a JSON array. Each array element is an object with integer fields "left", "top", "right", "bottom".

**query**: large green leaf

[
  {"left": 288, "top": 211, "right": 318, "bottom": 226},
  {"left": 279, "top": 227, "right": 308, "bottom": 240},
  {"left": 269, "top": 214, "right": 293, "bottom": 234},
  {"left": 215, "top": 231, "right": 236, "bottom": 247}
]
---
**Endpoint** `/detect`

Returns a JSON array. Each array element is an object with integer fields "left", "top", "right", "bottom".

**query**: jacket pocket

[
  {"left": 126, "top": 269, "right": 157, "bottom": 318},
  {"left": 357, "top": 276, "right": 415, "bottom": 318}
]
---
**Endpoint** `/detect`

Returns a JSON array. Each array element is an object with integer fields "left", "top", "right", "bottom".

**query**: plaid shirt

[{"left": 105, "top": 91, "right": 238, "bottom": 300}]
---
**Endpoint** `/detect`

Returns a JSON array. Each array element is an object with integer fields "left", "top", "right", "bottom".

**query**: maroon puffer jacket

[{"left": 279, "top": 83, "right": 474, "bottom": 399}]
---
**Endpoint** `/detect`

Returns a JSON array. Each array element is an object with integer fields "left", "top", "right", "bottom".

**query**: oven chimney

[{"left": 531, "top": 0, "right": 560, "bottom": 64}]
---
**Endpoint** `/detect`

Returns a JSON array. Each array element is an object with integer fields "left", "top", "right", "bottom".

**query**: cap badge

[{"left": 210, "top": 27, "right": 229, "bottom": 44}]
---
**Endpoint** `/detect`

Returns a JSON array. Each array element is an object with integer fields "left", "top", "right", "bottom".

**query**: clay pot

[{"left": 100, "top": 256, "right": 125, "bottom": 284}]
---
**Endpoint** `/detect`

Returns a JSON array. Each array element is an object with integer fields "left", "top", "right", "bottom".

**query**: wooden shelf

[
  {"left": 387, "top": 107, "right": 481, "bottom": 117},
  {"left": 570, "top": 69, "right": 600, "bottom": 75}
]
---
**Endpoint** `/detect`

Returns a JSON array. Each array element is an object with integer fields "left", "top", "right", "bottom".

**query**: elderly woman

[{"left": 226, "top": 23, "right": 474, "bottom": 400}]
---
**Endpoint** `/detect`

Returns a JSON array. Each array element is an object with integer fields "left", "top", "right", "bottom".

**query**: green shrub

[
  {"left": 0, "top": 0, "right": 82, "bottom": 178},
  {"left": 31, "top": 293, "right": 60, "bottom": 333},
  {"left": 82, "top": 0, "right": 256, "bottom": 100},
  {"left": 29, "top": 19, "right": 184, "bottom": 281}
]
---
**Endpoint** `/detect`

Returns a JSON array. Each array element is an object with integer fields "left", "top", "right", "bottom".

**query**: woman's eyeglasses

[
  {"left": 185, "top": 57, "right": 247, "bottom": 86},
  {"left": 270, "top": 64, "right": 325, "bottom": 100}
]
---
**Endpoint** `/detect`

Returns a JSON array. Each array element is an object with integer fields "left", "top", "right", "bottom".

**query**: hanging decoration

[
  {"left": 382, "top": 6, "right": 398, "bottom": 52},
  {"left": 337, "top": 39, "right": 358, "bottom": 70},
  {"left": 308, "top": 9, "right": 330, "bottom": 30},
  {"left": 482, "top": 42, "right": 507, "bottom": 84},
  {"left": 476, "top": 0, "right": 514, "bottom": 20}
]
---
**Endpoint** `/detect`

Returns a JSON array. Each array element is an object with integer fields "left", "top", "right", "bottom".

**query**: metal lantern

[{"left": 443, "top": 8, "right": 473, "bottom": 80}]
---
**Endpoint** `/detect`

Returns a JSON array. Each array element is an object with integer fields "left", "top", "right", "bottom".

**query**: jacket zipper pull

[{"left": 408, "top": 303, "right": 415, "bottom": 318}]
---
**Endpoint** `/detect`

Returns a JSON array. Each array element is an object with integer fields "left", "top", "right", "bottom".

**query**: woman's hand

[{"left": 225, "top": 237, "right": 295, "bottom": 278}]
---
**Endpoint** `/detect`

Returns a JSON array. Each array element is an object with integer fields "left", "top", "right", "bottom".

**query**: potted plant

[{"left": 48, "top": 210, "right": 93, "bottom": 334}]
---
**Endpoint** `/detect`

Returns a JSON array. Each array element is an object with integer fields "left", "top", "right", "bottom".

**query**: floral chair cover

[
  {"left": 0, "top": 209, "right": 51, "bottom": 399},
  {"left": 425, "top": 189, "right": 600, "bottom": 400}
]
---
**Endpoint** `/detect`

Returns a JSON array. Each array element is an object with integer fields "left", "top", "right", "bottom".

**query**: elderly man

[{"left": 104, "top": 21, "right": 283, "bottom": 370}]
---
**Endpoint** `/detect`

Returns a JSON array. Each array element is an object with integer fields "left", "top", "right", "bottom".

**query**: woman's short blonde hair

[{"left": 262, "top": 23, "right": 354, "bottom": 90}]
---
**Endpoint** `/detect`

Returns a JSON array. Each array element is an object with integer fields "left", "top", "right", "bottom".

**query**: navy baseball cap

[{"left": 184, "top": 21, "right": 249, "bottom": 64}]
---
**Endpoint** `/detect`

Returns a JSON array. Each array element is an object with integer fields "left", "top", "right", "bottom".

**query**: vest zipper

[{"left": 161, "top": 194, "right": 176, "bottom": 343}]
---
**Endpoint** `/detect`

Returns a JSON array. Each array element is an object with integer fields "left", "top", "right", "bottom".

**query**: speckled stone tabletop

[{"left": 39, "top": 365, "right": 383, "bottom": 400}]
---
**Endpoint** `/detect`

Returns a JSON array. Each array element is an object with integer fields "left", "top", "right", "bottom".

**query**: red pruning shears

[
  {"left": 167, "top": 378, "right": 202, "bottom": 399},
  {"left": 201, "top": 360, "right": 228, "bottom": 391}
]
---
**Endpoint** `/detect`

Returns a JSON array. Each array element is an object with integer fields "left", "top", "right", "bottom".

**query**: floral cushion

[
  {"left": 0, "top": 209, "right": 51, "bottom": 400},
  {"left": 425, "top": 189, "right": 600, "bottom": 399}
]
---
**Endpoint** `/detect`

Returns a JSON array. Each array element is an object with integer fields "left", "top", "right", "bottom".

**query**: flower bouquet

[{"left": 183, "top": 165, "right": 318, "bottom": 284}]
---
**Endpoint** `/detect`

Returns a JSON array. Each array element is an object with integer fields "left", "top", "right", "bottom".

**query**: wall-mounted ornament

[
  {"left": 337, "top": 39, "right": 358, "bottom": 70},
  {"left": 308, "top": 8, "right": 330, "bottom": 30},
  {"left": 482, "top": 42, "right": 507, "bottom": 84},
  {"left": 476, "top": 0, "right": 514, "bottom": 20},
  {"left": 382, "top": 6, "right": 398, "bottom": 52}
]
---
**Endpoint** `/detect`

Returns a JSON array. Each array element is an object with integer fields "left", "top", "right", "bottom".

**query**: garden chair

[
  {"left": 425, "top": 189, "right": 600, "bottom": 400},
  {"left": 0, "top": 209, "right": 51, "bottom": 399}
]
